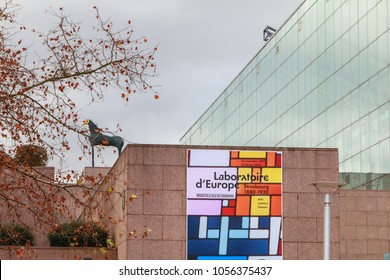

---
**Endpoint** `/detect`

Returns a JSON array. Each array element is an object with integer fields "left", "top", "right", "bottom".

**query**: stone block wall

[
  {"left": 282, "top": 149, "right": 340, "bottom": 259},
  {"left": 0, "top": 247, "right": 116, "bottom": 260},
  {"left": 3, "top": 144, "right": 387, "bottom": 260},
  {"left": 125, "top": 145, "right": 187, "bottom": 260},
  {"left": 339, "top": 190, "right": 390, "bottom": 259},
  {"left": 105, "top": 144, "right": 341, "bottom": 260}
]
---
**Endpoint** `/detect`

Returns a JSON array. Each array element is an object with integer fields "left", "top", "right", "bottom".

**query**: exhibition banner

[{"left": 187, "top": 149, "right": 283, "bottom": 260}]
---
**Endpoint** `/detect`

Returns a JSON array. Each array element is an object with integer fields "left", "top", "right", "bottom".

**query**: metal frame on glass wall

[{"left": 181, "top": 0, "right": 390, "bottom": 190}]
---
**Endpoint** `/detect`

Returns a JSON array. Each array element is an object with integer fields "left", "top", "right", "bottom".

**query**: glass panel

[
  {"left": 370, "top": 144, "right": 380, "bottom": 173},
  {"left": 342, "top": 63, "right": 352, "bottom": 94},
  {"left": 370, "top": 73, "right": 380, "bottom": 111},
  {"left": 325, "top": 46, "right": 335, "bottom": 78},
  {"left": 358, "top": 0, "right": 368, "bottom": 19},
  {"left": 367, "top": 6, "right": 377, "bottom": 44},
  {"left": 369, "top": 109, "right": 379, "bottom": 146},
  {"left": 379, "top": 139, "right": 390, "bottom": 173},
  {"left": 367, "top": 0, "right": 377, "bottom": 11},
  {"left": 378, "top": 104, "right": 389, "bottom": 141},
  {"left": 378, "top": 32, "right": 388, "bottom": 70},
  {"left": 378, "top": 69, "right": 390, "bottom": 105},
  {"left": 317, "top": 52, "right": 327, "bottom": 84},
  {"left": 343, "top": 126, "right": 352, "bottom": 159},
  {"left": 326, "top": 76, "right": 335, "bottom": 107},
  {"left": 325, "top": 0, "right": 334, "bottom": 19},
  {"left": 298, "top": 99, "right": 305, "bottom": 127},
  {"left": 310, "top": 60, "right": 318, "bottom": 91},
  {"left": 325, "top": 17, "right": 334, "bottom": 49},
  {"left": 360, "top": 115, "right": 370, "bottom": 150},
  {"left": 318, "top": 82, "right": 327, "bottom": 112},
  {"left": 326, "top": 106, "right": 335, "bottom": 138},
  {"left": 317, "top": 24, "right": 326, "bottom": 55},
  {"left": 317, "top": 0, "right": 325, "bottom": 24},
  {"left": 360, "top": 148, "right": 370, "bottom": 173},
  {"left": 359, "top": 82, "right": 369, "bottom": 118},
  {"left": 351, "top": 121, "right": 361, "bottom": 156},
  {"left": 349, "top": 55, "right": 359, "bottom": 90},
  {"left": 311, "top": 115, "right": 319, "bottom": 145},
  {"left": 342, "top": 93, "right": 352, "bottom": 127},
  {"left": 358, "top": 14, "right": 368, "bottom": 51},
  {"left": 334, "top": 6, "right": 342, "bottom": 40},
  {"left": 350, "top": 23, "right": 359, "bottom": 58},
  {"left": 334, "top": 38, "right": 343, "bottom": 71},
  {"left": 318, "top": 112, "right": 327, "bottom": 144},
  {"left": 334, "top": 100, "right": 343, "bottom": 133},
  {"left": 334, "top": 69, "right": 343, "bottom": 102},
  {"left": 351, "top": 153, "right": 361, "bottom": 173},
  {"left": 311, "top": 88, "right": 319, "bottom": 117},
  {"left": 341, "top": 32, "right": 351, "bottom": 64},
  {"left": 368, "top": 40, "right": 378, "bottom": 78},
  {"left": 359, "top": 48, "right": 369, "bottom": 82},
  {"left": 310, "top": 4, "right": 318, "bottom": 32},
  {"left": 341, "top": 1, "right": 351, "bottom": 35},
  {"left": 350, "top": 0, "right": 359, "bottom": 25}
]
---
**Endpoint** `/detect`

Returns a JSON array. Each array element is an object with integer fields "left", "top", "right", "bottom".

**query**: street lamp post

[{"left": 310, "top": 181, "right": 346, "bottom": 260}]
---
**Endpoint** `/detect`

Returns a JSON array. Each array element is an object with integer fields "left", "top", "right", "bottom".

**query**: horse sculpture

[{"left": 83, "top": 119, "right": 124, "bottom": 166}]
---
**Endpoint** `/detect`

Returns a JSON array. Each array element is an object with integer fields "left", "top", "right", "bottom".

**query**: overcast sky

[{"left": 14, "top": 0, "right": 302, "bottom": 173}]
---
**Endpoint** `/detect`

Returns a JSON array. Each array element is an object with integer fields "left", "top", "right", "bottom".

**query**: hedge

[
  {"left": 0, "top": 224, "right": 35, "bottom": 246},
  {"left": 48, "top": 221, "right": 108, "bottom": 247}
]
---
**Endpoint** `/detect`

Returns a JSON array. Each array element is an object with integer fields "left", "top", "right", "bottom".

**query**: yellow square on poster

[
  {"left": 262, "top": 168, "right": 282, "bottom": 183},
  {"left": 238, "top": 167, "right": 252, "bottom": 183},
  {"left": 239, "top": 151, "right": 266, "bottom": 158},
  {"left": 251, "top": 196, "right": 270, "bottom": 216}
]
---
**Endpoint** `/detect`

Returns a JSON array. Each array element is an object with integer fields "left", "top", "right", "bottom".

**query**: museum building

[
  {"left": 180, "top": 0, "right": 390, "bottom": 190},
  {"left": 1, "top": 0, "right": 389, "bottom": 261}
]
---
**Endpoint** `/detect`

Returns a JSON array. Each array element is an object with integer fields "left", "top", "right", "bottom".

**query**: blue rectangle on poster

[
  {"left": 259, "top": 217, "right": 270, "bottom": 229},
  {"left": 228, "top": 240, "right": 269, "bottom": 255},
  {"left": 198, "top": 256, "right": 247, "bottom": 260},
  {"left": 188, "top": 216, "right": 200, "bottom": 239},
  {"left": 207, "top": 216, "right": 221, "bottom": 229},
  {"left": 187, "top": 240, "right": 219, "bottom": 255}
]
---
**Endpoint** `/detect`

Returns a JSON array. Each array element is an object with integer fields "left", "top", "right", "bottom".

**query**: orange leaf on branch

[{"left": 0, "top": 2, "right": 158, "bottom": 244}]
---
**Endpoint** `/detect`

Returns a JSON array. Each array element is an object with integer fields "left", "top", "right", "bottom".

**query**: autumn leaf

[
  {"left": 128, "top": 230, "right": 136, "bottom": 238},
  {"left": 0, "top": 1, "right": 158, "bottom": 239}
]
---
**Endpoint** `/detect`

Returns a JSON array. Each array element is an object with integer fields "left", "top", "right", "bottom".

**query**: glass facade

[{"left": 181, "top": 0, "right": 390, "bottom": 190}]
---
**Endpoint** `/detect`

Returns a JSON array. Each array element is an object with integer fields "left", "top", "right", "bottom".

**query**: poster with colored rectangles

[{"left": 187, "top": 149, "right": 282, "bottom": 260}]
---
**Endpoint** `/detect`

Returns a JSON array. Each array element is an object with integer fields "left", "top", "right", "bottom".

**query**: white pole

[{"left": 323, "top": 193, "right": 331, "bottom": 260}]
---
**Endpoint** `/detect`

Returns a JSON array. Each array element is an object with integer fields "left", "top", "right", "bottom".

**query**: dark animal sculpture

[{"left": 83, "top": 119, "right": 124, "bottom": 166}]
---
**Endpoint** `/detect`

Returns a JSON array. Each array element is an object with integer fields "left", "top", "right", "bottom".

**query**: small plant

[
  {"left": 0, "top": 224, "right": 35, "bottom": 246},
  {"left": 48, "top": 221, "right": 108, "bottom": 247}
]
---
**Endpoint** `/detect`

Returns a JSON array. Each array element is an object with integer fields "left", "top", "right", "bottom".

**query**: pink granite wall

[
  {"left": 283, "top": 149, "right": 340, "bottom": 259},
  {"left": 339, "top": 190, "right": 390, "bottom": 259},
  {"left": 0, "top": 246, "right": 116, "bottom": 260},
  {"left": 0, "top": 166, "right": 116, "bottom": 259},
  {"left": 0, "top": 167, "right": 55, "bottom": 246},
  {"left": 124, "top": 145, "right": 187, "bottom": 260},
  {"left": 3, "top": 144, "right": 387, "bottom": 260},
  {"left": 105, "top": 144, "right": 341, "bottom": 260}
]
